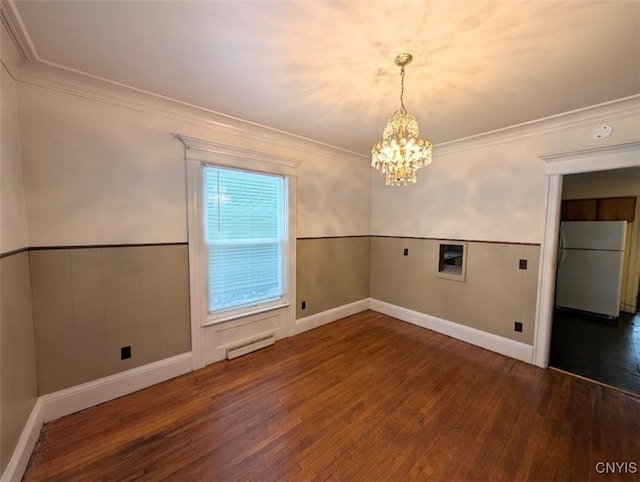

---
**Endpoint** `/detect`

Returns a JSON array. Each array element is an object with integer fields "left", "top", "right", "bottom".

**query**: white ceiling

[{"left": 8, "top": 0, "right": 640, "bottom": 156}]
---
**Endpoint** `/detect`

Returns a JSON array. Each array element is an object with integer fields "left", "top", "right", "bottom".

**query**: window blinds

[{"left": 204, "top": 166, "right": 285, "bottom": 314}]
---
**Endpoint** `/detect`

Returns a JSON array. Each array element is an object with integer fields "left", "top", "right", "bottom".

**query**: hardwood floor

[{"left": 25, "top": 311, "right": 640, "bottom": 481}]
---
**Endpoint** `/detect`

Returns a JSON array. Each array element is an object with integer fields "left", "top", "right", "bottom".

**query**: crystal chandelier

[{"left": 371, "top": 53, "right": 433, "bottom": 186}]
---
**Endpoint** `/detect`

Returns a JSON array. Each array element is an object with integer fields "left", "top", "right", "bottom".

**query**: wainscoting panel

[
  {"left": 370, "top": 237, "right": 540, "bottom": 344},
  {"left": 29, "top": 244, "right": 191, "bottom": 395},
  {"left": 296, "top": 237, "right": 370, "bottom": 319},
  {"left": 0, "top": 251, "right": 38, "bottom": 472}
]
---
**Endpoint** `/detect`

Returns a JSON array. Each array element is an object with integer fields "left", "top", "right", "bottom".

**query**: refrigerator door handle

[{"left": 557, "top": 229, "right": 566, "bottom": 267}]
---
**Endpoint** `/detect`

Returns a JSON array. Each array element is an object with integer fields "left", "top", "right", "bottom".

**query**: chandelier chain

[{"left": 400, "top": 66, "right": 406, "bottom": 114}]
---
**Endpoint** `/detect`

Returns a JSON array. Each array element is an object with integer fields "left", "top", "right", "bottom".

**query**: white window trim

[
  {"left": 178, "top": 134, "right": 299, "bottom": 176},
  {"left": 177, "top": 134, "right": 299, "bottom": 370}
]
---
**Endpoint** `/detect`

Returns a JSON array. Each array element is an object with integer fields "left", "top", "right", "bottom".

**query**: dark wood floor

[
  {"left": 550, "top": 309, "right": 640, "bottom": 395},
  {"left": 25, "top": 310, "right": 640, "bottom": 481}
]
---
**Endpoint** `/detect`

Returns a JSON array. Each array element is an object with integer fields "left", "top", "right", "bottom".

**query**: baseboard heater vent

[{"left": 226, "top": 334, "right": 275, "bottom": 360}]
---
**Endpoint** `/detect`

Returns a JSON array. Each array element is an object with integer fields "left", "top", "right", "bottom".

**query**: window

[
  {"left": 436, "top": 241, "right": 467, "bottom": 281},
  {"left": 180, "top": 134, "right": 298, "bottom": 367},
  {"left": 204, "top": 166, "right": 287, "bottom": 317}
]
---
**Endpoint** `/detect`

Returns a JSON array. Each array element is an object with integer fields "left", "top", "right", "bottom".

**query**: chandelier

[{"left": 371, "top": 53, "right": 433, "bottom": 186}]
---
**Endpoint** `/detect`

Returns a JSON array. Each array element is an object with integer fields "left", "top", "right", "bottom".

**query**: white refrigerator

[{"left": 555, "top": 220, "right": 627, "bottom": 319}]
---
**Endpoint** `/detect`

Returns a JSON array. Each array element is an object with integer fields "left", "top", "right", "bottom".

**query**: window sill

[
  {"left": 435, "top": 271, "right": 467, "bottom": 282},
  {"left": 203, "top": 302, "right": 290, "bottom": 327}
]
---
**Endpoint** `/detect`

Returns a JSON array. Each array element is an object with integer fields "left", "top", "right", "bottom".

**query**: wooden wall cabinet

[
  {"left": 561, "top": 196, "right": 636, "bottom": 222},
  {"left": 562, "top": 199, "right": 598, "bottom": 221}
]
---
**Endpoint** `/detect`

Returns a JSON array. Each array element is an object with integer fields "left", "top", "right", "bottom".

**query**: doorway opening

[{"left": 547, "top": 167, "right": 640, "bottom": 395}]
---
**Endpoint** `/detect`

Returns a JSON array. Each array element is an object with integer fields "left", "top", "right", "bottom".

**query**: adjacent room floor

[{"left": 550, "top": 308, "right": 640, "bottom": 395}]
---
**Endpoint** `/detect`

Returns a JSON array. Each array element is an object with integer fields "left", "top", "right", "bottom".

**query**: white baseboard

[
  {"left": 1, "top": 399, "right": 43, "bottom": 482},
  {"left": 369, "top": 299, "right": 534, "bottom": 363},
  {"left": 40, "top": 352, "right": 192, "bottom": 423},
  {"left": 2, "top": 300, "right": 533, "bottom": 481},
  {"left": 2, "top": 352, "right": 192, "bottom": 482},
  {"left": 295, "top": 298, "right": 369, "bottom": 334}
]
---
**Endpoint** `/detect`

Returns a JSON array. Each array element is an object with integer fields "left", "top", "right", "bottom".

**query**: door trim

[{"left": 532, "top": 140, "right": 640, "bottom": 367}]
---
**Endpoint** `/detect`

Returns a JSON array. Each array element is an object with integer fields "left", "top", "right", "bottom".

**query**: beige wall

[
  {"left": 12, "top": 72, "right": 372, "bottom": 395},
  {"left": 1, "top": 65, "right": 29, "bottom": 253},
  {"left": 370, "top": 103, "right": 639, "bottom": 346},
  {"left": 16, "top": 82, "right": 372, "bottom": 246},
  {"left": 0, "top": 253, "right": 37, "bottom": 471},
  {"left": 30, "top": 245, "right": 190, "bottom": 394},
  {"left": 0, "top": 58, "right": 38, "bottom": 473},
  {"left": 8, "top": 54, "right": 371, "bottom": 386},
  {"left": 296, "top": 237, "right": 370, "bottom": 319},
  {"left": 370, "top": 237, "right": 539, "bottom": 344},
  {"left": 562, "top": 179, "right": 640, "bottom": 312},
  {"left": 0, "top": 55, "right": 371, "bottom": 472},
  {"left": 371, "top": 114, "right": 640, "bottom": 244}
]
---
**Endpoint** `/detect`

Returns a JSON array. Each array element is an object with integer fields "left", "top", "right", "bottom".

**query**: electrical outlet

[
  {"left": 519, "top": 259, "right": 527, "bottom": 270},
  {"left": 121, "top": 346, "right": 131, "bottom": 360},
  {"left": 301, "top": 301, "right": 306, "bottom": 310},
  {"left": 514, "top": 322, "right": 523, "bottom": 333},
  {"left": 403, "top": 248, "right": 409, "bottom": 256}
]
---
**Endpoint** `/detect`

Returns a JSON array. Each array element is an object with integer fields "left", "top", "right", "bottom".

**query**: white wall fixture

[{"left": 591, "top": 124, "right": 613, "bottom": 139}]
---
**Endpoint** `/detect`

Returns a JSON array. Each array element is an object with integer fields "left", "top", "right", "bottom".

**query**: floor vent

[{"left": 226, "top": 335, "right": 275, "bottom": 360}]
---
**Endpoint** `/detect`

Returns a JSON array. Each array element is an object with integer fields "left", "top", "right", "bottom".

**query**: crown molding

[
  {"left": 0, "top": 0, "right": 363, "bottom": 168},
  {"left": 8, "top": 60, "right": 638, "bottom": 168},
  {"left": 539, "top": 140, "right": 640, "bottom": 176},
  {"left": 0, "top": 0, "right": 37, "bottom": 61},
  {"left": 3, "top": 0, "right": 636, "bottom": 165},
  {"left": 540, "top": 139, "right": 640, "bottom": 163},
  {"left": 10, "top": 59, "right": 371, "bottom": 169},
  {"left": 435, "top": 95, "right": 640, "bottom": 156}
]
